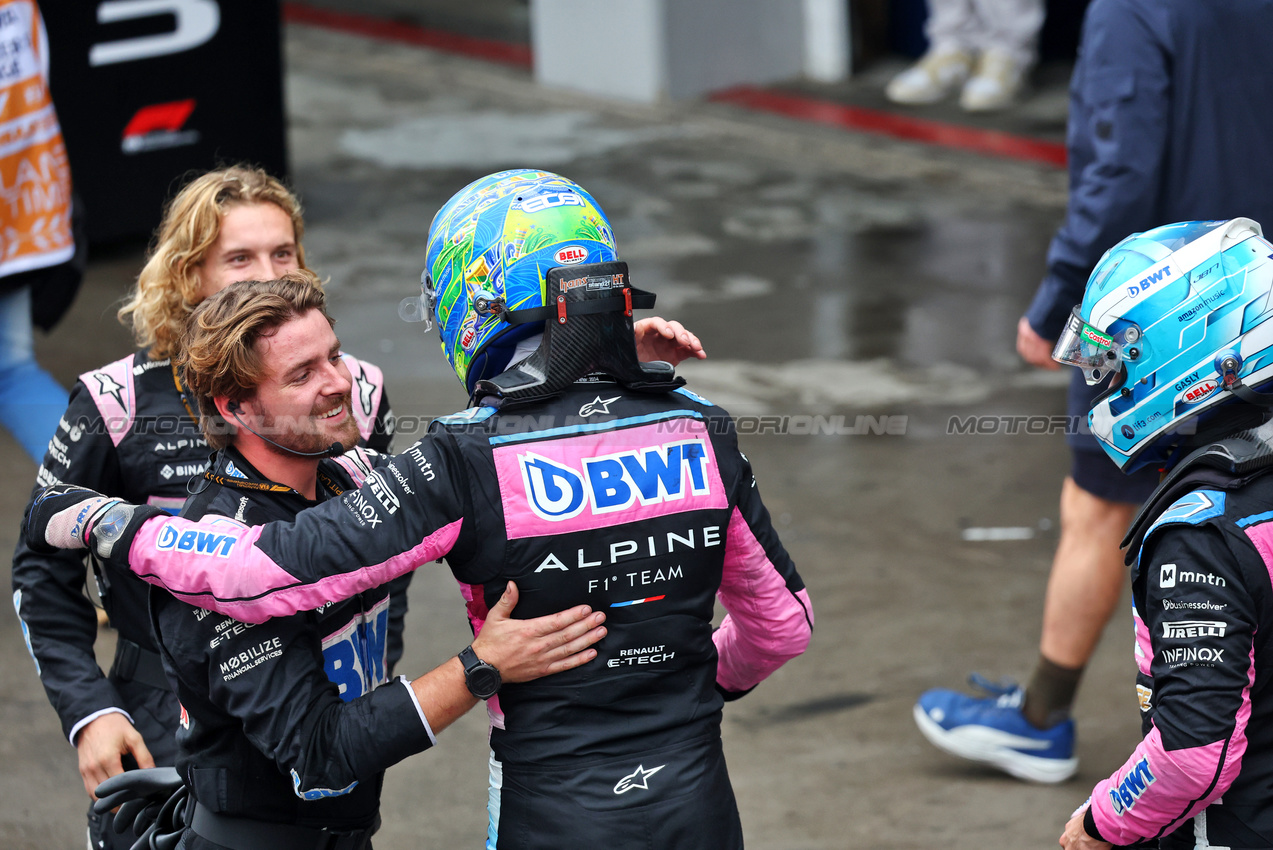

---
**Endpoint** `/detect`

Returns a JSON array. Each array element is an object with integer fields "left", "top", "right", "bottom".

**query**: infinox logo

[
  {"left": 156, "top": 522, "right": 236, "bottom": 557},
  {"left": 554, "top": 245, "right": 588, "bottom": 265},
  {"left": 519, "top": 439, "right": 711, "bottom": 522},
  {"left": 1125, "top": 265, "right": 1172, "bottom": 298}
]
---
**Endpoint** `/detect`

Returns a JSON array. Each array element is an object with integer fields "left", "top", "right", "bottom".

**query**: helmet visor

[{"left": 1052, "top": 307, "right": 1127, "bottom": 385}]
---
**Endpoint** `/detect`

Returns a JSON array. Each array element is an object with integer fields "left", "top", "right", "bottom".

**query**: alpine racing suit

[
  {"left": 10, "top": 349, "right": 391, "bottom": 848},
  {"left": 1083, "top": 465, "right": 1273, "bottom": 848},
  {"left": 90, "top": 379, "right": 814, "bottom": 849},
  {"left": 156, "top": 445, "right": 429, "bottom": 849}
]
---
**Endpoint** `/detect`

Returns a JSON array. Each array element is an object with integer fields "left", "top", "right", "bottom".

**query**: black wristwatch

[{"left": 458, "top": 645, "right": 501, "bottom": 699}]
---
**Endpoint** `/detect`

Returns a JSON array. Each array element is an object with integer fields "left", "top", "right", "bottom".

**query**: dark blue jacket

[{"left": 1025, "top": 0, "right": 1273, "bottom": 340}]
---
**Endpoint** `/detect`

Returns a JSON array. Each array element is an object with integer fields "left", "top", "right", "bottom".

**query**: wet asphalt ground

[{"left": 1, "top": 18, "right": 1145, "bottom": 850}]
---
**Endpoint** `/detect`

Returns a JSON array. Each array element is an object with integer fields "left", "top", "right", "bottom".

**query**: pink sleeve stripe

[
  {"left": 1089, "top": 647, "right": 1254, "bottom": 844},
  {"left": 454, "top": 579, "right": 505, "bottom": 730},
  {"left": 1244, "top": 523, "right": 1273, "bottom": 589},
  {"left": 456, "top": 580, "right": 489, "bottom": 635},
  {"left": 1132, "top": 605, "right": 1152, "bottom": 677},
  {"left": 714, "top": 507, "right": 813, "bottom": 692},
  {"left": 128, "top": 516, "right": 462, "bottom": 624}
]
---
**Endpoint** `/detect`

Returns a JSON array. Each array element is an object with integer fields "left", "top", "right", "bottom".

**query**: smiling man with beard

[{"left": 140, "top": 271, "right": 607, "bottom": 850}]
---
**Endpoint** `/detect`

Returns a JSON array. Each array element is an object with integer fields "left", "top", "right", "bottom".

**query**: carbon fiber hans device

[{"left": 475, "top": 261, "right": 684, "bottom": 404}]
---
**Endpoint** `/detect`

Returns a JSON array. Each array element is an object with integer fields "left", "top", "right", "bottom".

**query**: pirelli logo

[{"left": 1161, "top": 620, "right": 1226, "bottom": 639}]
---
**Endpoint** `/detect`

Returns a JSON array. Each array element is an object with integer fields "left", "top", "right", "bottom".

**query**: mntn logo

[
  {"left": 519, "top": 440, "right": 711, "bottom": 521},
  {"left": 156, "top": 523, "right": 236, "bottom": 557}
]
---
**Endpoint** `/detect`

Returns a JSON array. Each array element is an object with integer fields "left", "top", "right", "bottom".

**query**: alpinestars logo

[
  {"left": 353, "top": 369, "right": 378, "bottom": 417},
  {"left": 614, "top": 764, "right": 664, "bottom": 794},
  {"left": 94, "top": 371, "right": 127, "bottom": 409},
  {"left": 121, "top": 100, "right": 200, "bottom": 154},
  {"left": 579, "top": 395, "right": 620, "bottom": 417}
]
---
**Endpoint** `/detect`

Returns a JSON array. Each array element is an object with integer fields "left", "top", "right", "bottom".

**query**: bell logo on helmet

[
  {"left": 461, "top": 327, "right": 477, "bottom": 349},
  {"left": 1177, "top": 379, "right": 1221, "bottom": 407},
  {"left": 554, "top": 245, "right": 588, "bottom": 265}
]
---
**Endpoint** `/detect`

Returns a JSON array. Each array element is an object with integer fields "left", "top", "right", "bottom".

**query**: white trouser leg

[
  {"left": 924, "top": 0, "right": 981, "bottom": 54},
  {"left": 968, "top": 0, "right": 1045, "bottom": 67}
]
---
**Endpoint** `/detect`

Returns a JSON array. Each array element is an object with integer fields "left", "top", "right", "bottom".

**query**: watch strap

[{"left": 458, "top": 645, "right": 481, "bottom": 672}]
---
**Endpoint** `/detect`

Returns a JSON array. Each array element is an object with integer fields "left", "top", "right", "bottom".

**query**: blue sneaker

[{"left": 913, "top": 674, "right": 1078, "bottom": 783}]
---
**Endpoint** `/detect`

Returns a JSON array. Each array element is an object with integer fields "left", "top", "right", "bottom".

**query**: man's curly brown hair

[{"left": 179, "top": 270, "right": 331, "bottom": 449}]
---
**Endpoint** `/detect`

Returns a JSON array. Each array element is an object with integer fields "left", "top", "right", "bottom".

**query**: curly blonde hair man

[{"left": 118, "top": 166, "right": 308, "bottom": 359}]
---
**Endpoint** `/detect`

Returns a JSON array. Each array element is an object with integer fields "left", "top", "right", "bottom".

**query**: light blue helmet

[{"left": 1054, "top": 218, "right": 1273, "bottom": 472}]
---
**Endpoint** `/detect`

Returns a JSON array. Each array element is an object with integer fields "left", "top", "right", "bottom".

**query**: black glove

[{"left": 94, "top": 767, "right": 190, "bottom": 850}]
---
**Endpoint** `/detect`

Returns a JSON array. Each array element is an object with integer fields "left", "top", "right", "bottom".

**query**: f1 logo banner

[{"left": 41, "top": 0, "right": 286, "bottom": 242}]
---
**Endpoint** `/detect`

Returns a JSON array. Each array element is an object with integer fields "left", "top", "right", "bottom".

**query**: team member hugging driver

[
  {"left": 1050, "top": 219, "right": 1273, "bottom": 849},
  {"left": 99, "top": 270, "right": 607, "bottom": 850},
  {"left": 26, "top": 169, "right": 813, "bottom": 850}
]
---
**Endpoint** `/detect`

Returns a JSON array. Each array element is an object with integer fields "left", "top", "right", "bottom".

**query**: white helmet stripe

[{"left": 1089, "top": 218, "right": 1263, "bottom": 330}]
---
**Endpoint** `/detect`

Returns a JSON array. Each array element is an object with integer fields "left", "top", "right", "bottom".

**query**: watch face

[
  {"left": 468, "top": 665, "right": 501, "bottom": 698},
  {"left": 93, "top": 504, "right": 132, "bottom": 557}
]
